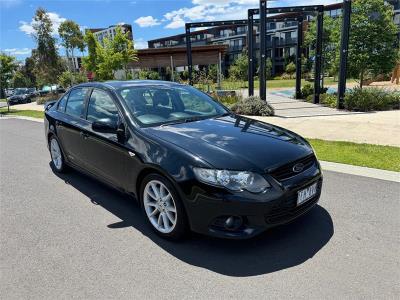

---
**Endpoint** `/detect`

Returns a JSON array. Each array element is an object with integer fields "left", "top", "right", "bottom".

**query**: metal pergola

[
  {"left": 256, "top": 2, "right": 325, "bottom": 102},
  {"left": 185, "top": 0, "right": 352, "bottom": 108}
]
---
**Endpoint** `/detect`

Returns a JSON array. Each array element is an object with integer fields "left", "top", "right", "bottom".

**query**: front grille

[
  {"left": 269, "top": 154, "right": 316, "bottom": 181},
  {"left": 265, "top": 180, "right": 322, "bottom": 225},
  {"left": 265, "top": 195, "right": 319, "bottom": 225}
]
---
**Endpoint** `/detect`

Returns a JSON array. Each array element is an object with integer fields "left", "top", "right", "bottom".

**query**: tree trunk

[
  {"left": 65, "top": 49, "right": 71, "bottom": 73},
  {"left": 360, "top": 70, "right": 364, "bottom": 90}
]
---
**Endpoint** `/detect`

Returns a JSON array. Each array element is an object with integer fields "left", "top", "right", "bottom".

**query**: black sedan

[
  {"left": 44, "top": 80, "right": 323, "bottom": 240},
  {"left": 7, "top": 88, "right": 34, "bottom": 104}
]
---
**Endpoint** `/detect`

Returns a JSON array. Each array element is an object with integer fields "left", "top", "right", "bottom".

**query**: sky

[{"left": 0, "top": 0, "right": 341, "bottom": 61}]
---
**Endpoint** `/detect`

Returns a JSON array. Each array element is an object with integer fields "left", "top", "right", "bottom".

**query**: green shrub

[
  {"left": 344, "top": 88, "right": 400, "bottom": 111},
  {"left": 214, "top": 95, "right": 241, "bottom": 108},
  {"left": 36, "top": 93, "right": 60, "bottom": 105},
  {"left": 138, "top": 70, "right": 160, "bottom": 80},
  {"left": 299, "top": 83, "right": 314, "bottom": 99},
  {"left": 320, "top": 94, "right": 337, "bottom": 108},
  {"left": 306, "top": 94, "right": 314, "bottom": 103},
  {"left": 230, "top": 96, "right": 275, "bottom": 116}
]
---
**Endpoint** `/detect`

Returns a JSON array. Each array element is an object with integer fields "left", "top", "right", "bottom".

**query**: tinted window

[
  {"left": 65, "top": 88, "right": 89, "bottom": 118},
  {"left": 57, "top": 92, "right": 69, "bottom": 112},
  {"left": 87, "top": 89, "right": 119, "bottom": 123},
  {"left": 118, "top": 85, "right": 227, "bottom": 126}
]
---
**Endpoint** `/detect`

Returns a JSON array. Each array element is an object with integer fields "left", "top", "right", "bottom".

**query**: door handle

[{"left": 80, "top": 132, "right": 89, "bottom": 139}]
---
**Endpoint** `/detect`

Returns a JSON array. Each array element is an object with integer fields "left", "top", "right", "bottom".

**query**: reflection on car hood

[{"left": 143, "top": 115, "right": 313, "bottom": 171}]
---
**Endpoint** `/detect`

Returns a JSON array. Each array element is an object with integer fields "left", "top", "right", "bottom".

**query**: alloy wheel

[
  {"left": 50, "top": 138, "right": 63, "bottom": 170},
  {"left": 143, "top": 180, "right": 177, "bottom": 233}
]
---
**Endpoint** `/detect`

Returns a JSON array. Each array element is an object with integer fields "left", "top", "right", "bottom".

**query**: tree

[
  {"left": 32, "top": 8, "right": 64, "bottom": 86},
  {"left": 12, "top": 71, "right": 32, "bottom": 88},
  {"left": 58, "top": 70, "right": 87, "bottom": 88},
  {"left": 348, "top": 0, "right": 398, "bottom": 88},
  {"left": 304, "top": 14, "right": 341, "bottom": 78},
  {"left": 58, "top": 20, "right": 85, "bottom": 73},
  {"left": 229, "top": 51, "right": 248, "bottom": 81},
  {"left": 82, "top": 30, "right": 98, "bottom": 73},
  {"left": 112, "top": 27, "right": 138, "bottom": 79},
  {"left": 82, "top": 26, "right": 138, "bottom": 80},
  {"left": 23, "top": 56, "right": 36, "bottom": 87},
  {"left": 285, "top": 62, "right": 296, "bottom": 79},
  {"left": 266, "top": 58, "right": 273, "bottom": 79},
  {"left": 0, "top": 53, "right": 17, "bottom": 98}
]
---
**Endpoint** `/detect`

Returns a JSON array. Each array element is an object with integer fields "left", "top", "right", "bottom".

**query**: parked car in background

[
  {"left": 27, "top": 88, "right": 39, "bottom": 98},
  {"left": 7, "top": 88, "right": 34, "bottom": 105},
  {"left": 44, "top": 80, "right": 323, "bottom": 240},
  {"left": 5, "top": 88, "right": 14, "bottom": 97}
]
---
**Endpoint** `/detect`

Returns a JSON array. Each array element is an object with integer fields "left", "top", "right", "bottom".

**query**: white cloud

[
  {"left": 162, "top": 0, "right": 341, "bottom": 29},
  {"left": 165, "top": 16, "right": 186, "bottom": 29},
  {"left": 163, "top": 0, "right": 260, "bottom": 29},
  {"left": 134, "top": 16, "right": 161, "bottom": 27},
  {"left": 2, "top": 48, "right": 32, "bottom": 55},
  {"left": 134, "top": 38, "right": 147, "bottom": 49},
  {"left": 19, "top": 11, "right": 66, "bottom": 36}
]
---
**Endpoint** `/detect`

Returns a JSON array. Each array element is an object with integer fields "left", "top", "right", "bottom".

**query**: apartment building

[
  {"left": 148, "top": 2, "right": 399, "bottom": 75},
  {"left": 88, "top": 24, "right": 133, "bottom": 45}
]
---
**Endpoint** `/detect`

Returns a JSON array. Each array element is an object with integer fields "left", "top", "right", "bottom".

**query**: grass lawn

[
  {"left": 0, "top": 108, "right": 44, "bottom": 119},
  {"left": 0, "top": 98, "right": 6, "bottom": 102},
  {"left": 309, "top": 139, "right": 400, "bottom": 172}
]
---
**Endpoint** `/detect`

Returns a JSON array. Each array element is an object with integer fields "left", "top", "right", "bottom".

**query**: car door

[
  {"left": 56, "top": 87, "right": 91, "bottom": 168},
  {"left": 82, "top": 88, "right": 130, "bottom": 188}
]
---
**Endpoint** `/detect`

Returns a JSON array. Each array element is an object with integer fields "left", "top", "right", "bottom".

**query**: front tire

[
  {"left": 140, "top": 174, "right": 188, "bottom": 240},
  {"left": 49, "top": 136, "right": 66, "bottom": 173}
]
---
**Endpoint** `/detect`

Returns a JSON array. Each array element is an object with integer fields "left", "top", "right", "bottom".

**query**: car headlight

[{"left": 193, "top": 168, "right": 270, "bottom": 193}]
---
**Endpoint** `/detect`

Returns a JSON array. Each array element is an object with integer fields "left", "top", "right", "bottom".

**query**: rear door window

[{"left": 65, "top": 88, "right": 90, "bottom": 118}]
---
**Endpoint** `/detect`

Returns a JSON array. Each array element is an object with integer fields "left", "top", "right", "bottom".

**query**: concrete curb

[
  {"left": 320, "top": 161, "right": 399, "bottom": 183},
  {"left": 1, "top": 116, "right": 399, "bottom": 182}
]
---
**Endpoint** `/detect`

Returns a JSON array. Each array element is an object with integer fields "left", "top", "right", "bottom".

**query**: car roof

[{"left": 74, "top": 80, "right": 184, "bottom": 90}]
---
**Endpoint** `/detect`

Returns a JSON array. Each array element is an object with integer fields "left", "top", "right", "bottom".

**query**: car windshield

[
  {"left": 118, "top": 85, "right": 229, "bottom": 127},
  {"left": 14, "top": 89, "right": 27, "bottom": 95}
]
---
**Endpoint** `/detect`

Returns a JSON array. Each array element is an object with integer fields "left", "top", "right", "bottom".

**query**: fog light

[{"left": 224, "top": 216, "right": 243, "bottom": 230}]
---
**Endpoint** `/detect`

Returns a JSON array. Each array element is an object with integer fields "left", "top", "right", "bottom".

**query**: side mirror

[{"left": 92, "top": 118, "right": 118, "bottom": 134}]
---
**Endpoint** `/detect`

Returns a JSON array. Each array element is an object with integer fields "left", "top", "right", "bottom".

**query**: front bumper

[
  {"left": 182, "top": 166, "right": 323, "bottom": 239},
  {"left": 7, "top": 98, "right": 23, "bottom": 104}
]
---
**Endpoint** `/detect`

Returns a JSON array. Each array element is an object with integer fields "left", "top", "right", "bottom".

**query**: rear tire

[
  {"left": 140, "top": 174, "right": 188, "bottom": 240},
  {"left": 49, "top": 136, "right": 66, "bottom": 173}
]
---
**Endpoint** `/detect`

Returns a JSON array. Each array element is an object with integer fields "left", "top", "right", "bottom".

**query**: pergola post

[
  {"left": 218, "top": 51, "right": 222, "bottom": 89},
  {"left": 248, "top": 10, "right": 254, "bottom": 96},
  {"left": 170, "top": 55, "right": 174, "bottom": 82},
  {"left": 259, "top": 0, "right": 267, "bottom": 101},
  {"left": 338, "top": 0, "right": 352, "bottom": 109},
  {"left": 313, "top": 8, "right": 324, "bottom": 104},
  {"left": 295, "top": 18, "right": 303, "bottom": 99},
  {"left": 185, "top": 24, "right": 193, "bottom": 85}
]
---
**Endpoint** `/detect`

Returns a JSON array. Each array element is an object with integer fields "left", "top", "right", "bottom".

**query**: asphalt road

[{"left": 1, "top": 118, "right": 399, "bottom": 299}]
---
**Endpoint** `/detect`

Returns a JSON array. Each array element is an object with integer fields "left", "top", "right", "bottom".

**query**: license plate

[{"left": 297, "top": 182, "right": 318, "bottom": 206}]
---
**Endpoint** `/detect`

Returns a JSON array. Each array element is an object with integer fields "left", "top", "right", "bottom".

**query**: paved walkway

[
  {"left": 265, "top": 93, "right": 366, "bottom": 118},
  {"left": 250, "top": 110, "right": 400, "bottom": 146},
  {"left": 10, "top": 102, "right": 44, "bottom": 111}
]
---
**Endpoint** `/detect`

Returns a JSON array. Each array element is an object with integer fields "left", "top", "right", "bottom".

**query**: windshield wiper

[{"left": 160, "top": 116, "right": 210, "bottom": 127}]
